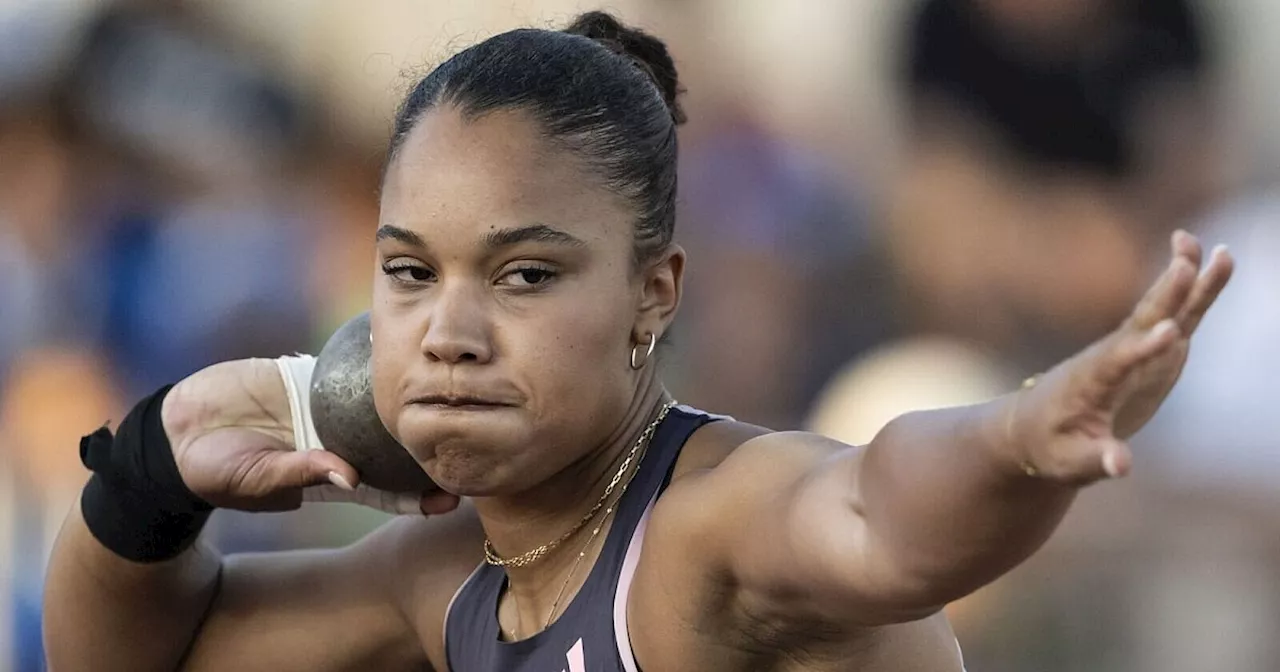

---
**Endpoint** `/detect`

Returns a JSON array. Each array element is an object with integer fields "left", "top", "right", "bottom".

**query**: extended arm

[{"left": 665, "top": 233, "right": 1231, "bottom": 628}]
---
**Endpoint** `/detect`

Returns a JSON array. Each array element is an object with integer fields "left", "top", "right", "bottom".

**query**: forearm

[
  {"left": 856, "top": 395, "right": 1075, "bottom": 606},
  {"left": 43, "top": 494, "right": 222, "bottom": 672}
]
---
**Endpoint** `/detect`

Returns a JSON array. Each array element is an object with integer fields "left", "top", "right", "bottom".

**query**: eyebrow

[
  {"left": 484, "top": 224, "right": 587, "bottom": 249},
  {"left": 375, "top": 224, "right": 587, "bottom": 250},
  {"left": 375, "top": 225, "right": 427, "bottom": 247}
]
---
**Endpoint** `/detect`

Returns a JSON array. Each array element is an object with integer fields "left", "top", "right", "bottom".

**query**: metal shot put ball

[{"left": 310, "top": 312, "right": 438, "bottom": 493}]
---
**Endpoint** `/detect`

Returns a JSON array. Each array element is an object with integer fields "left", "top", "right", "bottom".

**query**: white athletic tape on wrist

[{"left": 274, "top": 354, "right": 324, "bottom": 452}]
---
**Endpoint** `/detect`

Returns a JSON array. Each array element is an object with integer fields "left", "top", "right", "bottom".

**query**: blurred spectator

[
  {"left": 55, "top": 3, "right": 320, "bottom": 397},
  {"left": 807, "top": 336, "right": 1013, "bottom": 446},
  {"left": 0, "top": 4, "right": 364, "bottom": 668},
  {"left": 0, "top": 111, "right": 78, "bottom": 383},
  {"left": 887, "top": 0, "right": 1222, "bottom": 370},
  {"left": 907, "top": 0, "right": 1211, "bottom": 187},
  {"left": 670, "top": 108, "right": 884, "bottom": 430},
  {"left": 0, "top": 346, "right": 122, "bottom": 672}
]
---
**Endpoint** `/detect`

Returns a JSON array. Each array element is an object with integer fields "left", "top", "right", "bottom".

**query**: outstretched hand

[{"left": 1008, "top": 230, "right": 1234, "bottom": 485}]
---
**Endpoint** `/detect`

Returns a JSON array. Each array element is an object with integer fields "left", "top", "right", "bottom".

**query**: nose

[{"left": 420, "top": 282, "right": 493, "bottom": 365}]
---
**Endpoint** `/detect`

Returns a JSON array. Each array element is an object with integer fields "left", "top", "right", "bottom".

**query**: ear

[{"left": 633, "top": 245, "right": 685, "bottom": 341}]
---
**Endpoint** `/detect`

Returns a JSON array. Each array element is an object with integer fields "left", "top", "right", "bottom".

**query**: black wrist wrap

[{"left": 79, "top": 384, "right": 214, "bottom": 562}]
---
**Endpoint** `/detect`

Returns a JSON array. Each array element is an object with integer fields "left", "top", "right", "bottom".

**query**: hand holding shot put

[
  {"left": 160, "top": 313, "right": 456, "bottom": 516},
  {"left": 44, "top": 12, "right": 1234, "bottom": 672}
]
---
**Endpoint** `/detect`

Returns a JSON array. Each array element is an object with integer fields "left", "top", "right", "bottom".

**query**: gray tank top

[{"left": 443, "top": 405, "right": 720, "bottom": 672}]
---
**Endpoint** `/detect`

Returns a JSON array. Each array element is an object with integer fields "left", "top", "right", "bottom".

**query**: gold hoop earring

[{"left": 630, "top": 334, "right": 656, "bottom": 370}]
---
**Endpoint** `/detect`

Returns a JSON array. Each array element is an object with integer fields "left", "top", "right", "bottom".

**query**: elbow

[{"left": 849, "top": 537, "right": 963, "bottom": 623}]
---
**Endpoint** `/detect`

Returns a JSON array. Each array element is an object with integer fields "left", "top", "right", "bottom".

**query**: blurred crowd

[{"left": 2, "top": 1, "right": 1277, "bottom": 670}]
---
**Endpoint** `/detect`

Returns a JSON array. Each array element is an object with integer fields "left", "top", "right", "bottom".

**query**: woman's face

[{"left": 371, "top": 107, "right": 680, "bottom": 496}]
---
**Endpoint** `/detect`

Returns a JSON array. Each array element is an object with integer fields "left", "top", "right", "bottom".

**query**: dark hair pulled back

[{"left": 387, "top": 11, "right": 686, "bottom": 265}]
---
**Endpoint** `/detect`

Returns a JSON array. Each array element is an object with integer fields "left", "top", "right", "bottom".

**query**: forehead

[{"left": 380, "top": 107, "right": 630, "bottom": 247}]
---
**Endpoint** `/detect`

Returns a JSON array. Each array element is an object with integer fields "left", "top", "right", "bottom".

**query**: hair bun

[{"left": 565, "top": 11, "right": 686, "bottom": 125}]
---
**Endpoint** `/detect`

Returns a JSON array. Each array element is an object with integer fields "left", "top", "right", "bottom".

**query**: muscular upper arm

[
  {"left": 650, "top": 431, "right": 931, "bottom": 636},
  {"left": 181, "top": 506, "right": 484, "bottom": 672},
  {"left": 180, "top": 518, "right": 429, "bottom": 672}
]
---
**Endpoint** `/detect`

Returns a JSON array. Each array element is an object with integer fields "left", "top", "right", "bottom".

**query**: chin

[
  {"left": 423, "top": 450, "right": 527, "bottom": 497},
  {"left": 397, "top": 423, "right": 527, "bottom": 495}
]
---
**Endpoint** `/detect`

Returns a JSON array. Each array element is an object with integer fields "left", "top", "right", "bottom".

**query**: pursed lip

[{"left": 407, "top": 393, "right": 519, "bottom": 408}]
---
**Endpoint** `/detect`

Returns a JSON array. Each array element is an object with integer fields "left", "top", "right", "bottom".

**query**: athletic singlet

[
  {"left": 442, "top": 405, "right": 970, "bottom": 671},
  {"left": 443, "top": 404, "right": 719, "bottom": 672}
]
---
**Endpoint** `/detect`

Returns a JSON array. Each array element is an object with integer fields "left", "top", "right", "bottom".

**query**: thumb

[
  {"left": 255, "top": 448, "right": 361, "bottom": 494},
  {"left": 303, "top": 483, "right": 426, "bottom": 515},
  {"left": 420, "top": 490, "right": 462, "bottom": 515},
  {"left": 230, "top": 449, "right": 360, "bottom": 511},
  {"left": 301, "top": 481, "right": 462, "bottom": 516}
]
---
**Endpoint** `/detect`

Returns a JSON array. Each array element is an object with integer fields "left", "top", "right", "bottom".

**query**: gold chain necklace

[
  {"left": 484, "top": 399, "right": 677, "bottom": 569},
  {"left": 508, "top": 504, "right": 619, "bottom": 641},
  {"left": 497, "top": 399, "right": 675, "bottom": 641}
]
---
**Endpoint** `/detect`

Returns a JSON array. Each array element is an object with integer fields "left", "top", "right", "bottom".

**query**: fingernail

[
  {"left": 1102, "top": 451, "right": 1121, "bottom": 479},
  {"left": 1152, "top": 319, "right": 1177, "bottom": 338},
  {"left": 327, "top": 472, "right": 355, "bottom": 491},
  {"left": 398, "top": 494, "right": 423, "bottom": 516},
  {"left": 1212, "top": 243, "right": 1228, "bottom": 257}
]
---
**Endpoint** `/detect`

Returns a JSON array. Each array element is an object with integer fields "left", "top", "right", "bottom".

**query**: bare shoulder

[
  {"left": 649, "top": 420, "right": 831, "bottom": 573},
  {"left": 652, "top": 423, "right": 855, "bottom": 560},
  {"left": 666, "top": 422, "right": 852, "bottom": 505},
  {"left": 180, "top": 505, "right": 484, "bottom": 672},
  {"left": 360, "top": 502, "right": 487, "bottom": 670}
]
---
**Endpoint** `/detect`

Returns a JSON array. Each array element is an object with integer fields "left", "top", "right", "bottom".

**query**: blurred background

[{"left": 0, "top": 0, "right": 1276, "bottom": 670}]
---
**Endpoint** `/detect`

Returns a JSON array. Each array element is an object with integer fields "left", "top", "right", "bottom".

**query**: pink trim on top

[
  {"left": 612, "top": 491, "right": 659, "bottom": 672},
  {"left": 442, "top": 561, "right": 487, "bottom": 668},
  {"left": 675, "top": 404, "right": 735, "bottom": 423},
  {"left": 608, "top": 442, "right": 965, "bottom": 672}
]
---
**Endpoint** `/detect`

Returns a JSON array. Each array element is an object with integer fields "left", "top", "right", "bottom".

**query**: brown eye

[
  {"left": 381, "top": 261, "right": 435, "bottom": 284},
  {"left": 519, "top": 269, "right": 553, "bottom": 285},
  {"left": 497, "top": 264, "right": 558, "bottom": 288}
]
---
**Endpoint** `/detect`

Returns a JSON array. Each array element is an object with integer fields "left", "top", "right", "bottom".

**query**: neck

[{"left": 475, "top": 371, "right": 670, "bottom": 591}]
